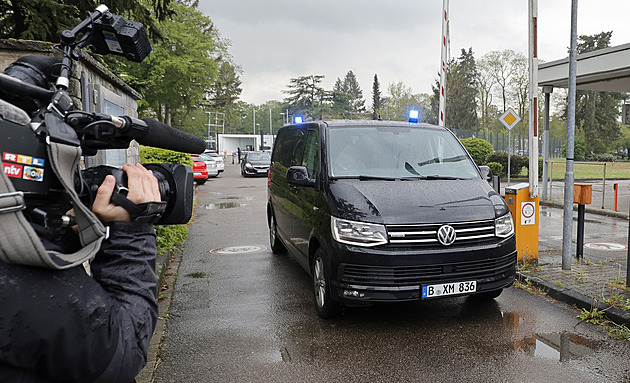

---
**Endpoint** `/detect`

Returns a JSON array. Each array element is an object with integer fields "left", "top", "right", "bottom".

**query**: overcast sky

[{"left": 197, "top": 1, "right": 630, "bottom": 106}]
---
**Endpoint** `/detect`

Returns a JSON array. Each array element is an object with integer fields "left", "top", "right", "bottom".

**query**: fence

[{"left": 451, "top": 128, "right": 565, "bottom": 159}]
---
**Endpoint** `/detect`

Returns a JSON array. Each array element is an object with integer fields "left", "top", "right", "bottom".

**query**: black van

[{"left": 267, "top": 120, "right": 516, "bottom": 318}]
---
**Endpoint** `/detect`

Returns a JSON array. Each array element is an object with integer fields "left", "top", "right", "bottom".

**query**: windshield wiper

[
  {"left": 333, "top": 175, "right": 397, "bottom": 181},
  {"left": 418, "top": 175, "right": 469, "bottom": 180}
]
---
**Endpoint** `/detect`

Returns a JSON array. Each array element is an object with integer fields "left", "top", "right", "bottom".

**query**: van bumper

[{"left": 328, "top": 237, "right": 517, "bottom": 303}]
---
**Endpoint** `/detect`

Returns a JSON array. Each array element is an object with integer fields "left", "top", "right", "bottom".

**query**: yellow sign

[{"left": 499, "top": 107, "right": 521, "bottom": 131}]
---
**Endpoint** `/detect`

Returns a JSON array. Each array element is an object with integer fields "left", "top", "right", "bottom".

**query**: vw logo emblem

[{"left": 437, "top": 225, "right": 456, "bottom": 246}]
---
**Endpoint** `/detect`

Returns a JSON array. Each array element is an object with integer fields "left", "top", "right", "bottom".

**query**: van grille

[
  {"left": 386, "top": 220, "right": 496, "bottom": 248},
  {"left": 341, "top": 252, "right": 516, "bottom": 288}
]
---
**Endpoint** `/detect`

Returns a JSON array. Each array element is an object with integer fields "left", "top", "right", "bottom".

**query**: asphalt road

[{"left": 150, "top": 164, "right": 630, "bottom": 383}]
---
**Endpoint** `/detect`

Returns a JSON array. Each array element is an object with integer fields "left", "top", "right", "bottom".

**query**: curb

[{"left": 517, "top": 271, "right": 630, "bottom": 328}]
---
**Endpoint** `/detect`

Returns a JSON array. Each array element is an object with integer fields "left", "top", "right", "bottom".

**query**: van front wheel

[
  {"left": 312, "top": 248, "right": 342, "bottom": 319},
  {"left": 269, "top": 214, "right": 286, "bottom": 254}
]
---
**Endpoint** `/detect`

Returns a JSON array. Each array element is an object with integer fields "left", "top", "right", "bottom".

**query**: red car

[{"left": 191, "top": 154, "right": 208, "bottom": 185}]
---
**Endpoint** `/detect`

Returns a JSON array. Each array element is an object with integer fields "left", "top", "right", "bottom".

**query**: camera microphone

[{"left": 138, "top": 118, "right": 206, "bottom": 154}]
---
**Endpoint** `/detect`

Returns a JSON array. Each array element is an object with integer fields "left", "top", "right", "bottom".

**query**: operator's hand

[{"left": 92, "top": 163, "right": 161, "bottom": 222}]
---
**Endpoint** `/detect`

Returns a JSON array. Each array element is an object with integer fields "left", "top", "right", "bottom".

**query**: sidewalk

[{"left": 505, "top": 180, "right": 630, "bottom": 327}]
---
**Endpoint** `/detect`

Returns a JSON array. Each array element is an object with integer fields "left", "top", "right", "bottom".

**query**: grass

[{"left": 546, "top": 160, "right": 630, "bottom": 180}]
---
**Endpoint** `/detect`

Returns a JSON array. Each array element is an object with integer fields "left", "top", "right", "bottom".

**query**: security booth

[{"left": 505, "top": 183, "right": 539, "bottom": 263}]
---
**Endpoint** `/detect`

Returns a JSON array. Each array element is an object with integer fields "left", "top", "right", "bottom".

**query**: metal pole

[
  {"left": 508, "top": 130, "right": 512, "bottom": 186},
  {"left": 562, "top": 0, "right": 578, "bottom": 270},
  {"left": 627, "top": 199, "right": 630, "bottom": 287},
  {"left": 528, "top": 0, "right": 539, "bottom": 198},
  {"left": 576, "top": 204, "right": 585, "bottom": 260},
  {"left": 542, "top": 87, "right": 552, "bottom": 199},
  {"left": 438, "top": 0, "right": 449, "bottom": 127},
  {"left": 602, "top": 163, "right": 606, "bottom": 209}
]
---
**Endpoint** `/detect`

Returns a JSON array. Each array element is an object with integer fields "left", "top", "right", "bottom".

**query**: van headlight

[
  {"left": 495, "top": 214, "right": 514, "bottom": 238},
  {"left": 331, "top": 217, "right": 388, "bottom": 247}
]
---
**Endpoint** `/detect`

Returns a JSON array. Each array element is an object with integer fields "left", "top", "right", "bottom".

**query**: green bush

[
  {"left": 486, "top": 152, "right": 529, "bottom": 177},
  {"left": 139, "top": 146, "right": 193, "bottom": 255},
  {"left": 460, "top": 138, "right": 494, "bottom": 166},
  {"left": 486, "top": 162, "right": 504, "bottom": 177}
]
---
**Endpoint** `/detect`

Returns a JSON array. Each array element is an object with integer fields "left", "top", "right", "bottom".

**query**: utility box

[
  {"left": 573, "top": 184, "right": 592, "bottom": 205},
  {"left": 505, "top": 183, "right": 539, "bottom": 263}
]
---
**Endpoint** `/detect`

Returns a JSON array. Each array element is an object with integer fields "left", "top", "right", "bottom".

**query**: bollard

[
  {"left": 614, "top": 183, "right": 618, "bottom": 211},
  {"left": 574, "top": 184, "right": 592, "bottom": 260}
]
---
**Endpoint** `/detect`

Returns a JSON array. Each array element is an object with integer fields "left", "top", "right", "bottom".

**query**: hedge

[
  {"left": 460, "top": 138, "right": 494, "bottom": 166},
  {"left": 139, "top": 146, "right": 193, "bottom": 255}
]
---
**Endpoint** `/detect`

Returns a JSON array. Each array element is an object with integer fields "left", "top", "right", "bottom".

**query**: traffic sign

[
  {"left": 499, "top": 107, "right": 521, "bottom": 131},
  {"left": 521, "top": 201, "right": 536, "bottom": 225}
]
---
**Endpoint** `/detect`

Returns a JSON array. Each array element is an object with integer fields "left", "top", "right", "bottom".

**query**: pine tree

[
  {"left": 372, "top": 74, "right": 382, "bottom": 119},
  {"left": 342, "top": 70, "right": 365, "bottom": 113}
]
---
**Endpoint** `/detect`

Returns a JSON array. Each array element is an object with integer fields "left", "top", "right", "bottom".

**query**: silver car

[
  {"left": 204, "top": 151, "right": 225, "bottom": 174},
  {"left": 199, "top": 153, "right": 219, "bottom": 177}
]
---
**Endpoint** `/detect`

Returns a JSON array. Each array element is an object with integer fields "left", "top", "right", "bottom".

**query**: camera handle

[{"left": 110, "top": 192, "right": 167, "bottom": 224}]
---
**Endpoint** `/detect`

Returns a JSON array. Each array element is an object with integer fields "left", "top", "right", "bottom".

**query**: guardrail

[{"left": 547, "top": 161, "right": 607, "bottom": 209}]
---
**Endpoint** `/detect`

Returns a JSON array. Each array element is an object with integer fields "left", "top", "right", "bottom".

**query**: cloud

[{"left": 198, "top": 0, "right": 630, "bottom": 105}]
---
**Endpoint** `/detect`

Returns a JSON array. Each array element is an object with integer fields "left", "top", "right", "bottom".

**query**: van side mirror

[
  {"left": 479, "top": 165, "right": 492, "bottom": 181},
  {"left": 287, "top": 166, "right": 316, "bottom": 187}
]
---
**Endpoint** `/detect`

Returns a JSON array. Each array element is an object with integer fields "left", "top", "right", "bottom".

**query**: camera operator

[{"left": 0, "top": 163, "right": 161, "bottom": 382}]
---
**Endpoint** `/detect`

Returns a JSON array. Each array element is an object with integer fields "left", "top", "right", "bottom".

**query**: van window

[
  {"left": 273, "top": 128, "right": 304, "bottom": 169},
  {"left": 328, "top": 126, "right": 478, "bottom": 179},
  {"left": 302, "top": 130, "right": 319, "bottom": 179}
]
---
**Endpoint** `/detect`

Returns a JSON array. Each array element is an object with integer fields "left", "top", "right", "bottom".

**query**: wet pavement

[
  {"left": 508, "top": 179, "right": 630, "bottom": 328},
  {"left": 138, "top": 166, "right": 630, "bottom": 383}
]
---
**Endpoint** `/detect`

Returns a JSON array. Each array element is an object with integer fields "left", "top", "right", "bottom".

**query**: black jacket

[{"left": 0, "top": 221, "right": 158, "bottom": 382}]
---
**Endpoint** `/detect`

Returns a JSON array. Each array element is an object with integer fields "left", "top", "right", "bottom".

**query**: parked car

[
  {"left": 190, "top": 154, "right": 208, "bottom": 185},
  {"left": 267, "top": 120, "right": 516, "bottom": 318},
  {"left": 241, "top": 151, "right": 271, "bottom": 177},
  {"left": 199, "top": 153, "right": 219, "bottom": 178},
  {"left": 204, "top": 151, "right": 225, "bottom": 173}
]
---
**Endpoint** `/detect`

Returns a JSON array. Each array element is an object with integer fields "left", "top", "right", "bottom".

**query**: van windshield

[{"left": 328, "top": 126, "right": 479, "bottom": 179}]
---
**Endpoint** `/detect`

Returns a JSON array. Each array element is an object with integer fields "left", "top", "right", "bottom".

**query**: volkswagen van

[{"left": 267, "top": 120, "right": 516, "bottom": 318}]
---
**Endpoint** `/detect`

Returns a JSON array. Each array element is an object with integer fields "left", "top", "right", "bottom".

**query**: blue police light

[
  {"left": 294, "top": 116, "right": 304, "bottom": 124},
  {"left": 408, "top": 109, "right": 419, "bottom": 123}
]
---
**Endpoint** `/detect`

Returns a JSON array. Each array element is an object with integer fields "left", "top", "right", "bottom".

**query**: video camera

[{"left": 0, "top": 5, "right": 206, "bottom": 228}]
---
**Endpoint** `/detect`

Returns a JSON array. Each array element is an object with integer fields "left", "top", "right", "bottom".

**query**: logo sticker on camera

[
  {"left": 2, "top": 152, "right": 45, "bottom": 167},
  {"left": 3, "top": 163, "right": 23, "bottom": 178},
  {"left": 23, "top": 166, "right": 44, "bottom": 182}
]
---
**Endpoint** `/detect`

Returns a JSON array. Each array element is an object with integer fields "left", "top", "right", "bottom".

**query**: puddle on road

[
  {"left": 515, "top": 332, "right": 601, "bottom": 361},
  {"left": 203, "top": 202, "right": 247, "bottom": 209}
]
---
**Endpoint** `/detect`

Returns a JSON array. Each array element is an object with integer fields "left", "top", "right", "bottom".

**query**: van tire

[
  {"left": 269, "top": 214, "right": 286, "bottom": 254},
  {"left": 312, "top": 248, "right": 342, "bottom": 319}
]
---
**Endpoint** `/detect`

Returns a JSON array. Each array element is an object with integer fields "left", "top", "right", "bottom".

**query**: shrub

[
  {"left": 486, "top": 162, "right": 504, "bottom": 177},
  {"left": 586, "top": 153, "right": 617, "bottom": 162},
  {"left": 460, "top": 138, "right": 494, "bottom": 166},
  {"left": 486, "top": 152, "right": 529, "bottom": 177},
  {"left": 139, "top": 146, "right": 193, "bottom": 255}
]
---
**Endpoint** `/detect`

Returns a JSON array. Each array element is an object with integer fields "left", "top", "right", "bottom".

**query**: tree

[
  {"left": 372, "top": 74, "right": 382, "bottom": 120},
  {"left": 124, "top": 2, "right": 227, "bottom": 129},
  {"left": 342, "top": 70, "right": 365, "bottom": 113},
  {"left": 476, "top": 56, "right": 496, "bottom": 132},
  {"left": 560, "top": 31, "right": 623, "bottom": 153},
  {"left": 432, "top": 48, "right": 479, "bottom": 130},
  {"left": 0, "top": 0, "right": 172, "bottom": 42},
  {"left": 283, "top": 75, "right": 330, "bottom": 120},
  {"left": 331, "top": 78, "right": 352, "bottom": 118},
  {"left": 483, "top": 49, "right": 523, "bottom": 113}
]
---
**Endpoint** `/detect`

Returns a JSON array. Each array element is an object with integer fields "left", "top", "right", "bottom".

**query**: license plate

[{"left": 422, "top": 281, "right": 476, "bottom": 299}]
